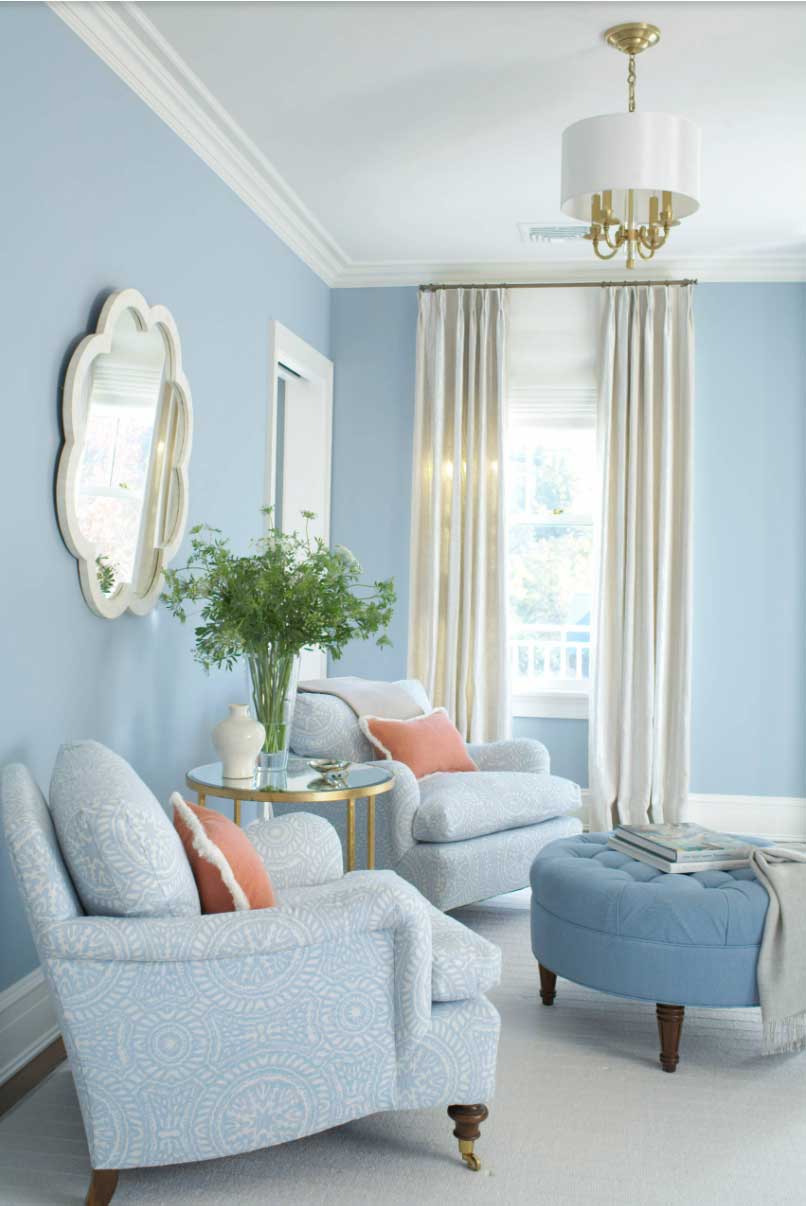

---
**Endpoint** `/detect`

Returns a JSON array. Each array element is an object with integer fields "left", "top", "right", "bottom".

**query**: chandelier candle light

[{"left": 561, "top": 23, "right": 701, "bottom": 268}]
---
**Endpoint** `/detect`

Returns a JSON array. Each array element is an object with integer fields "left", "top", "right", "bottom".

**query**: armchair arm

[
  {"left": 467, "top": 738, "right": 551, "bottom": 775},
  {"left": 41, "top": 872, "right": 432, "bottom": 1048},
  {"left": 368, "top": 758, "right": 421, "bottom": 866},
  {"left": 246, "top": 811, "right": 343, "bottom": 889}
]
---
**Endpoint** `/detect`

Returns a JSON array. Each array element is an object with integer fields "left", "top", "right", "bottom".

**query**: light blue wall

[
  {"left": 329, "top": 288, "right": 418, "bottom": 678},
  {"left": 513, "top": 717, "right": 590, "bottom": 786},
  {"left": 691, "top": 284, "right": 806, "bottom": 795},
  {"left": 330, "top": 283, "right": 806, "bottom": 798},
  {"left": 0, "top": 4, "right": 330, "bottom": 991}
]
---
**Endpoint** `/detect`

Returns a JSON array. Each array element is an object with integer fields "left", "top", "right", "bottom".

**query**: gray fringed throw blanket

[
  {"left": 751, "top": 845, "right": 806, "bottom": 1055},
  {"left": 298, "top": 676, "right": 425, "bottom": 720}
]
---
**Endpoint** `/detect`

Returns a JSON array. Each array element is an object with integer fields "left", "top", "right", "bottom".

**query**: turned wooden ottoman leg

[
  {"left": 539, "top": 964, "right": 557, "bottom": 1006},
  {"left": 86, "top": 1169, "right": 118, "bottom": 1205},
  {"left": 447, "top": 1104, "right": 488, "bottom": 1171},
  {"left": 656, "top": 1004, "right": 685, "bottom": 1073}
]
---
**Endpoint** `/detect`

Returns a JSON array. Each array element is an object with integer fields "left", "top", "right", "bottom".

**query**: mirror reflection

[{"left": 74, "top": 310, "right": 169, "bottom": 595}]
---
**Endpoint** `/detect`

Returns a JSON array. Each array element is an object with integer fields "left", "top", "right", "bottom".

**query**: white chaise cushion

[
  {"left": 413, "top": 771, "right": 581, "bottom": 843},
  {"left": 49, "top": 740, "right": 200, "bottom": 918}
]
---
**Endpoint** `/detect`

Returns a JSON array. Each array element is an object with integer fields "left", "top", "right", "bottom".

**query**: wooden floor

[{"left": 0, "top": 1038, "right": 65, "bottom": 1119}]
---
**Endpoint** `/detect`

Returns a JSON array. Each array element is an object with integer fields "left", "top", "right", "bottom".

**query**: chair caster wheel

[{"left": 448, "top": 1104, "right": 488, "bottom": 1175}]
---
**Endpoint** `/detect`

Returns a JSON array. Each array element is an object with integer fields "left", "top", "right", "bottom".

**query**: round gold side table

[{"left": 185, "top": 759, "right": 395, "bottom": 872}]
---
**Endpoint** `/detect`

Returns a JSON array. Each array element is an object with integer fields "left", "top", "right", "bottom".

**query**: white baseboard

[
  {"left": 579, "top": 790, "right": 806, "bottom": 841},
  {"left": 687, "top": 793, "right": 806, "bottom": 841},
  {"left": 0, "top": 968, "right": 59, "bottom": 1086}
]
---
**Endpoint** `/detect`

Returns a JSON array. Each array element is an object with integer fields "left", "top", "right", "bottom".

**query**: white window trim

[
  {"left": 507, "top": 385, "right": 596, "bottom": 723},
  {"left": 512, "top": 689, "right": 589, "bottom": 721},
  {"left": 266, "top": 321, "right": 334, "bottom": 681}
]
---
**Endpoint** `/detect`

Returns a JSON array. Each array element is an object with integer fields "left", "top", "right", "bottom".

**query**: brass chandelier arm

[
  {"left": 637, "top": 224, "right": 670, "bottom": 252},
  {"left": 637, "top": 226, "right": 666, "bottom": 253},
  {"left": 591, "top": 235, "right": 622, "bottom": 261},
  {"left": 602, "top": 224, "right": 624, "bottom": 252}
]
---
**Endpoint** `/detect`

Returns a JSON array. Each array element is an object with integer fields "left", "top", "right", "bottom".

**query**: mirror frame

[{"left": 56, "top": 288, "right": 193, "bottom": 619}]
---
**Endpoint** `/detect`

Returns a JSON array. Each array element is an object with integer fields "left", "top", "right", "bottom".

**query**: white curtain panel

[
  {"left": 589, "top": 284, "right": 694, "bottom": 829},
  {"left": 408, "top": 287, "right": 510, "bottom": 742}
]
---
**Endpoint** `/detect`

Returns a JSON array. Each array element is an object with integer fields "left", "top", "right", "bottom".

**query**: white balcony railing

[{"left": 510, "top": 624, "right": 591, "bottom": 685}]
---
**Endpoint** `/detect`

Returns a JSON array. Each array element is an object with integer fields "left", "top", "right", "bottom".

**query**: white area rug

[{"left": 3, "top": 890, "right": 806, "bottom": 1206}]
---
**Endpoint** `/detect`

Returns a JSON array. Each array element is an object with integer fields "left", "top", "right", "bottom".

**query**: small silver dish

[{"left": 308, "top": 759, "right": 351, "bottom": 774}]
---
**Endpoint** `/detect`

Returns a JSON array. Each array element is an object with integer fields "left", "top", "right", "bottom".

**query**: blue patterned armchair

[
  {"left": 291, "top": 682, "right": 583, "bottom": 910},
  {"left": 2, "top": 761, "right": 501, "bottom": 1206}
]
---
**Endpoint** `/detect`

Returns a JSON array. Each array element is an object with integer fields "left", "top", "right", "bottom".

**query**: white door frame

[{"left": 266, "top": 321, "right": 334, "bottom": 680}]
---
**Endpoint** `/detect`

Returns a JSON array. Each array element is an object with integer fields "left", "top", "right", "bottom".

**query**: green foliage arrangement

[
  {"left": 163, "top": 509, "right": 396, "bottom": 670},
  {"left": 163, "top": 510, "right": 395, "bottom": 759}
]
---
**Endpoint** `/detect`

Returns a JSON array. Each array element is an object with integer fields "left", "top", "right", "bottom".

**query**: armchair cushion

[
  {"left": 246, "top": 812, "right": 343, "bottom": 889},
  {"left": 426, "top": 898, "right": 502, "bottom": 1002},
  {"left": 291, "top": 681, "right": 432, "bottom": 764},
  {"left": 413, "top": 771, "right": 581, "bottom": 843},
  {"left": 49, "top": 741, "right": 200, "bottom": 918},
  {"left": 467, "top": 737, "right": 551, "bottom": 775}
]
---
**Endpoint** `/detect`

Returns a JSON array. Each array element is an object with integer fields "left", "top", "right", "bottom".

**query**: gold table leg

[
  {"left": 367, "top": 796, "right": 375, "bottom": 870},
  {"left": 197, "top": 791, "right": 206, "bottom": 810},
  {"left": 234, "top": 799, "right": 241, "bottom": 827},
  {"left": 346, "top": 797, "right": 356, "bottom": 872}
]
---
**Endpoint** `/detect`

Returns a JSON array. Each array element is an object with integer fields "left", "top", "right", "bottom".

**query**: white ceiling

[{"left": 84, "top": 2, "right": 806, "bottom": 281}]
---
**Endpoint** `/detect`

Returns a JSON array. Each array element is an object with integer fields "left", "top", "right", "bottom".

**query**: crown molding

[
  {"left": 334, "top": 253, "right": 806, "bottom": 288},
  {"left": 49, "top": 1, "right": 348, "bottom": 286},
  {"left": 50, "top": 3, "right": 806, "bottom": 290}
]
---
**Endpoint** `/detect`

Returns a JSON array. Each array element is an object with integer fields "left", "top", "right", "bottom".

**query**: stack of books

[{"left": 608, "top": 824, "right": 753, "bottom": 873}]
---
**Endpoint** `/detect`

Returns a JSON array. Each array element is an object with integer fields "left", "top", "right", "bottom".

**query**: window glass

[{"left": 508, "top": 421, "right": 595, "bottom": 691}]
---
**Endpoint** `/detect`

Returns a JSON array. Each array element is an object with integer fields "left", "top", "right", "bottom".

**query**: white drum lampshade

[{"left": 561, "top": 111, "right": 701, "bottom": 227}]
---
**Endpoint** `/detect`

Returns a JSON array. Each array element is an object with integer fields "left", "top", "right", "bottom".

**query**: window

[{"left": 506, "top": 289, "right": 599, "bottom": 719}]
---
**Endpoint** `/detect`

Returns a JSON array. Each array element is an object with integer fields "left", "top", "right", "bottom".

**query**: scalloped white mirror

[{"left": 57, "top": 289, "right": 192, "bottom": 619}]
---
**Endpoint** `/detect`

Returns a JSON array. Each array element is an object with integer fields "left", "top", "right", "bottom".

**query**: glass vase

[{"left": 245, "top": 645, "right": 301, "bottom": 773}]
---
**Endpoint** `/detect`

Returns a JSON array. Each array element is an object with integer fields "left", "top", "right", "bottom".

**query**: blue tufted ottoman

[{"left": 530, "top": 832, "right": 769, "bottom": 1071}]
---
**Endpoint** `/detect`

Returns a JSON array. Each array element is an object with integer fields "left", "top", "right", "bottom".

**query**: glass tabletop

[{"left": 186, "top": 757, "right": 394, "bottom": 799}]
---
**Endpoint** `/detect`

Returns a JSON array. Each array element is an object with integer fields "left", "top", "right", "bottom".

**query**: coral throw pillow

[
  {"left": 172, "top": 793, "right": 275, "bottom": 913},
  {"left": 359, "top": 708, "right": 478, "bottom": 779}
]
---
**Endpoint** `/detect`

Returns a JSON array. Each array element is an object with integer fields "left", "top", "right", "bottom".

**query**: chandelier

[{"left": 560, "top": 23, "right": 701, "bottom": 268}]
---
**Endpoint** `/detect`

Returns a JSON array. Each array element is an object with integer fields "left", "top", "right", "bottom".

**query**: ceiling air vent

[{"left": 518, "top": 223, "right": 590, "bottom": 244}]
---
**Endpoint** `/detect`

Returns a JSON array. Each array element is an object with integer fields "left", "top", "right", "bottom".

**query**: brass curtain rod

[{"left": 420, "top": 279, "right": 697, "bottom": 291}]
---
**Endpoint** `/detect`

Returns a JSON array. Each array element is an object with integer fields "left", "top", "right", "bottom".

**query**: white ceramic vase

[{"left": 212, "top": 704, "right": 265, "bottom": 780}]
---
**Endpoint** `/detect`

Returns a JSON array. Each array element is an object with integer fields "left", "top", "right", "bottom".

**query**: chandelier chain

[{"left": 628, "top": 53, "right": 636, "bottom": 112}]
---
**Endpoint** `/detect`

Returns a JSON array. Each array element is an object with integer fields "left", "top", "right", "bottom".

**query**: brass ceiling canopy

[{"left": 604, "top": 22, "right": 661, "bottom": 56}]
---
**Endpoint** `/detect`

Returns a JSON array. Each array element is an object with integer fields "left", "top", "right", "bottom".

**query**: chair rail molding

[
  {"left": 49, "top": 3, "right": 806, "bottom": 288},
  {"left": 0, "top": 969, "right": 59, "bottom": 1086},
  {"left": 578, "top": 790, "right": 806, "bottom": 841}
]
